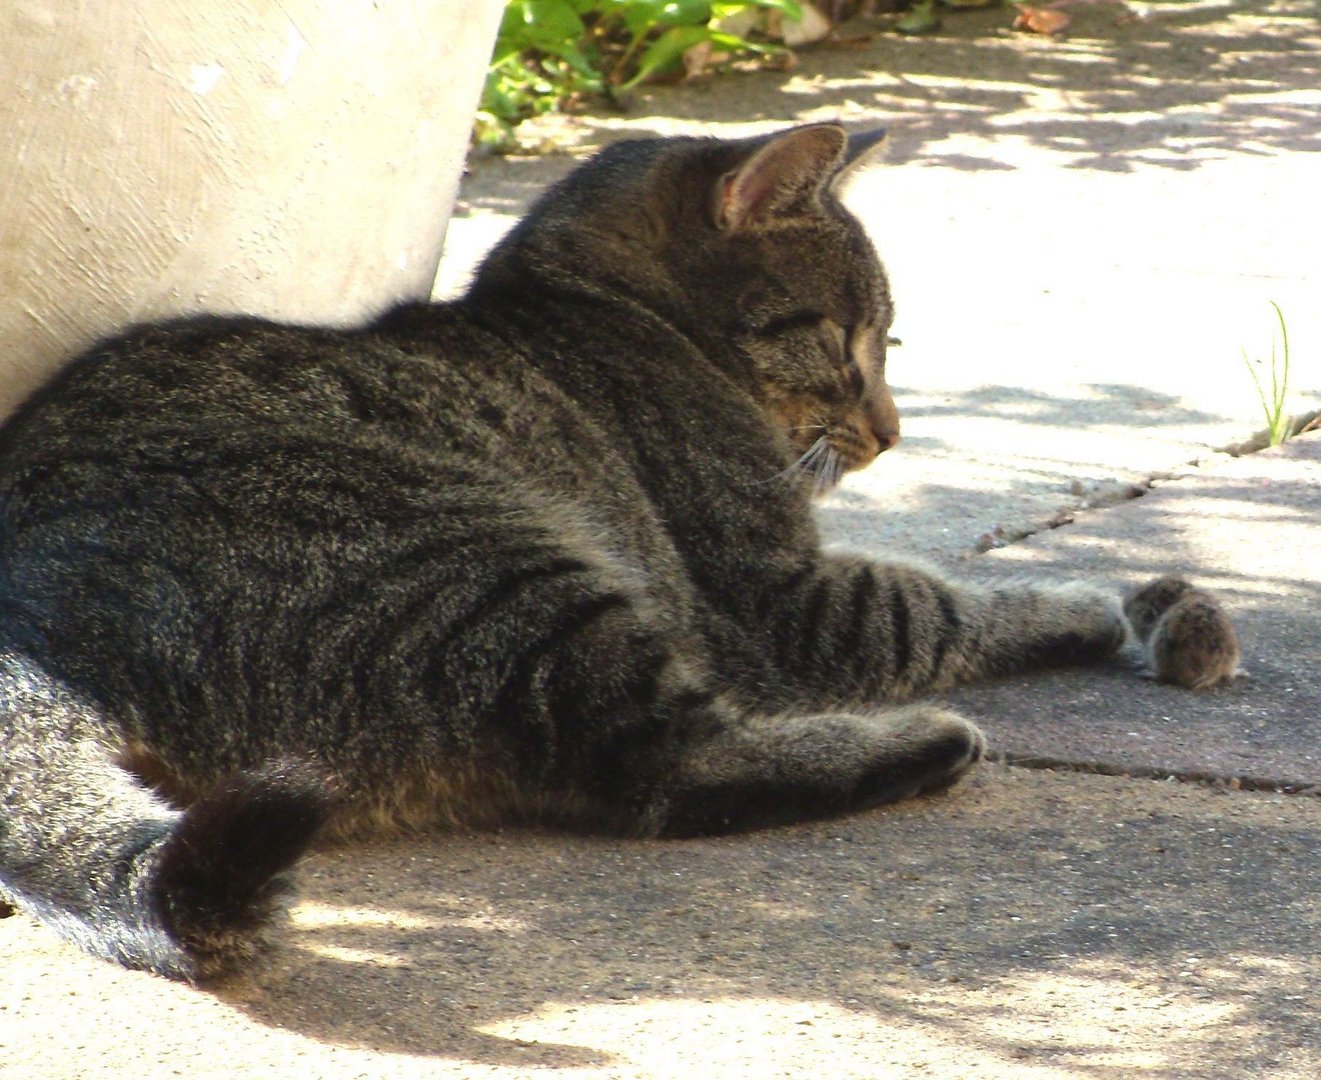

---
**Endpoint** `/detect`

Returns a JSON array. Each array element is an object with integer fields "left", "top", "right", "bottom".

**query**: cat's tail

[{"left": 0, "top": 650, "right": 332, "bottom": 980}]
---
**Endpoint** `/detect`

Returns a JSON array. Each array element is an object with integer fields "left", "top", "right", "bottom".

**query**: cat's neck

[{"left": 463, "top": 256, "right": 760, "bottom": 402}]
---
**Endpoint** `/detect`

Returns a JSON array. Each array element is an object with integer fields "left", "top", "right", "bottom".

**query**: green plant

[
  {"left": 478, "top": 1, "right": 803, "bottom": 149},
  {"left": 1242, "top": 301, "right": 1295, "bottom": 447}
]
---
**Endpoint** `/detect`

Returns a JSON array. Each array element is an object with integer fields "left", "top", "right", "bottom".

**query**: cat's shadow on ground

[
  {"left": 222, "top": 801, "right": 1049, "bottom": 1066},
  {"left": 216, "top": 739, "right": 1315, "bottom": 1069}
]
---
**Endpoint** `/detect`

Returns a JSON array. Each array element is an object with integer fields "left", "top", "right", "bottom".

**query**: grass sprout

[{"left": 1242, "top": 301, "right": 1295, "bottom": 447}]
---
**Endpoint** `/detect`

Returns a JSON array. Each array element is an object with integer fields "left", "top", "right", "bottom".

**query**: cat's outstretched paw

[{"left": 1036, "top": 582, "right": 1128, "bottom": 663}]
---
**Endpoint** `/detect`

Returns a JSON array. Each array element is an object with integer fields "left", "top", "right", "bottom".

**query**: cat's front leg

[
  {"left": 955, "top": 575, "right": 1129, "bottom": 680},
  {"left": 745, "top": 554, "right": 1127, "bottom": 707}
]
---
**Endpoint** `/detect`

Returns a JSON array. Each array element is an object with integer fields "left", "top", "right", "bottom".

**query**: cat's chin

[{"left": 807, "top": 451, "right": 878, "bottom": 497}]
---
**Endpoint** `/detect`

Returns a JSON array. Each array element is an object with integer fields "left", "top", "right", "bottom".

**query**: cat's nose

[{"left": 864, "top": 390, "right": 900, "bottom": 455}]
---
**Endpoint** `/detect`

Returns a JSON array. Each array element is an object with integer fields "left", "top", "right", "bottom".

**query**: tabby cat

[{"left": 0, "top": 124, "right": 1126, "bottom": 981}]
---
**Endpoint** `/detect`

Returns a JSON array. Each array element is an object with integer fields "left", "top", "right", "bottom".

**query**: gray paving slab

[{"left": 935, "top": 433, "right": 1321, "bottom": 790}]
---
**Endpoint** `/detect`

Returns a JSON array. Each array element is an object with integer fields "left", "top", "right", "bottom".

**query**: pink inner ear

[
  {"left": 717, "top": 125, "right": 847, "bottom": 231},
  {"left": 719, "top": 173, "right": 740, "bottom": 228},
  {"left": 721, "top": 168, "right": 775, "bottom": 229}
]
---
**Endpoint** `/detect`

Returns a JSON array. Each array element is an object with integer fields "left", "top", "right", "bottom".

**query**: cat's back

[
  {"left": 2, "top": 312, "right": 499, "bottom": 459},
  {"left": 0, "top": 307, "right": 693, "bottom": 750},
  {"left": 0, "top": 307, "right": 687, "bottom": 638},
  {"left": 0, "top": 308, "right": 640, "bottom": 517}
]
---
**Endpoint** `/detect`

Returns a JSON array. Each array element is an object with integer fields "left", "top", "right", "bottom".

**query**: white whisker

[
  {"left": 756, "top": 432, "right": 851, "bottom": 496},
  {"left": 811, "top": 447, "right": 843, "bottom": 500},
  {"left": 798, "top": 437, "right": 828, "bottom": 471},
  {"left": 757, "top": 434, "right": 830, "bottom": 487}
]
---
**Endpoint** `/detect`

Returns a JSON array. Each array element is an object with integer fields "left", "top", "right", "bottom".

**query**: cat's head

[{"left": 478, "top": 123, "right": 899, "bottom": 493}]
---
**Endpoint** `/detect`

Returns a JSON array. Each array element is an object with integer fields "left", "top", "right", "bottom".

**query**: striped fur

[{"left": 0, "top": 125, "right": 1126, "bottom": 979}]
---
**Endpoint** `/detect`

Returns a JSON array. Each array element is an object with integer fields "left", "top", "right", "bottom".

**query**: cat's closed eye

[
  {"left": 754, "top": 311, "right": 827, "bottom": 339},
  {"left": 818, "top": 318, "right": 847, "bottom": 364},
  {"left": 757, "top": 313, "right": 852, "bottom": 375}
]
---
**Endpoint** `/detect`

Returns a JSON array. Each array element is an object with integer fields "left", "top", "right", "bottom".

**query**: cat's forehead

[{"left": 744, "top": 213, "right": 887, "bottom": 319}]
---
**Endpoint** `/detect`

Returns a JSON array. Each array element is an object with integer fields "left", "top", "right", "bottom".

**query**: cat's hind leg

[
  {"left": 649, "top": 703, "right": 985, "bottom": 837},
  {"left": 470, "top": 567, "right": 984, "bottom": 840},
  {"left": 0, "top": 652, "right": 332, "bottom": 980}
]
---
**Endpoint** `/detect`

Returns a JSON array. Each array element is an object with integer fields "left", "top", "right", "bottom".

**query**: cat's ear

[
  {"left": 830, "top": 127, "right": 889, "bottom": 197},
  {"left": 714, "top": 124, "right": 847, "bottom": 232}
]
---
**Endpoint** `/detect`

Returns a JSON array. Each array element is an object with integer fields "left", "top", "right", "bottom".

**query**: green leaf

[
  {"left": 622, "top": 24, "right": 712, "bottom": 88},
  {"left": 896, "top": 0, "right": 942, "bottom": 34},
  {"left": 717, "top": 0, "right": 801, "bottom": 17},
  {"left": 500, "top": 0, "right": 585, "bottom": 49},
  {"left": 621, "top": 1, "right": 664, "bottom": 34},
  {"left": 488, "top": 42, "right": 526, "bottom": 69},
  {"left": 706, "top": 29, "right": 776, "bottom": 52},
  {"left": 623, "top": 0, "right": 713, "bottom": 34},
  {"left": 659, "top": 0, "right": 714, "bottom": 26},
  {"left": 541, "top": 44, "right": 606, "bottom": 86}
]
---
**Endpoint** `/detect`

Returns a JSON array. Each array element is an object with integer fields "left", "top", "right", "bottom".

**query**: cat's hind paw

[{"left": 655, "top": 705, "right": 985, "bottom": 837}]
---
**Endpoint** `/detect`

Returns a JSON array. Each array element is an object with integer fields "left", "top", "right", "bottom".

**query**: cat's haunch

[{"left": 0, "top": 124, "right": 1126, "bottom": 980}]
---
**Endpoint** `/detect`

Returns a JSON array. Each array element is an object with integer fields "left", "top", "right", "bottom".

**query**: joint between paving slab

[
  {"left": 995, "top": 753, "right": 1321, "bottom": 799},
  {"left": 970, "top": 408, "right": 1321, "bottom": 559}
]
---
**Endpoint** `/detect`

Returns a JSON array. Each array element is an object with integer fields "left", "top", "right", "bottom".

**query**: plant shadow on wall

[
  {"left": 466, "top": 0, "right": 1320, "bottom": 181},
  {"left": 222, "top": 764, "right": 1320, "bottom": 1070}
]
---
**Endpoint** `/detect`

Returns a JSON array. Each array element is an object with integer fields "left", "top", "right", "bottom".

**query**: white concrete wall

[{"left": 0, "top": 0, "right": 505, "bottom": 421}]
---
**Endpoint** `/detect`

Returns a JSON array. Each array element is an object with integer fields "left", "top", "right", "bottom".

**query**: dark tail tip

[{"left": 152, "top": 761, "right": 336, "bottom": 980}]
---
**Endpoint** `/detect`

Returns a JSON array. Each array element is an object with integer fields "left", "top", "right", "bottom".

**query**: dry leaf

[
  {"left": 682, "top": 40, "right": 714, "bottom": 80},
  {"left": 770, "top": 5, "right": 834, "bottom": 46},
  {"left": 1013, "top": 5, "right": 1071, "bottom": 33}
]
